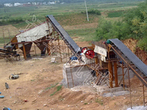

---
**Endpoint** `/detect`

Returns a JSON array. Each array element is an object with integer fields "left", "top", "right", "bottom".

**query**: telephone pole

[{"left": 84, "top": 0, "right": 89, "bottom": 21}]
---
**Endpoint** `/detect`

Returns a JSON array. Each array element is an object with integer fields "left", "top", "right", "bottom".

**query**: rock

[
  {"left": 43, "top": 104, "right": 47, "bottom": 107},
  {"left": 5, "top": 82, "right": 9, "bottom": 89},
  {"left": 9, "top": 74, "right": 19, "bottom": 79},
  {"left": 38, "top": 90, "right": 43, "bottom": 95},
  {"left": 51, "top": 58, "right": 56, "bottom": 63},
  {"left": 32, "top": 98, "right": 37, "bottom": 102},
  {"left": 13, "top": 101, "right": 17, "bottom": 104}
]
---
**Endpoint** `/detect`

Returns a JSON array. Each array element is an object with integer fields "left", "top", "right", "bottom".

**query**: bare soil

[
  {"left": 0, "top": 56, "right": 146, "bottom": 110},
  {"left": 0, "top": 25, "right": 19, "bottom": 38}
]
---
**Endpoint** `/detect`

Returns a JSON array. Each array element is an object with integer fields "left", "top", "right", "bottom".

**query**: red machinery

[{"left": 81, "top": 47, "right": 95, "bottom": 59}]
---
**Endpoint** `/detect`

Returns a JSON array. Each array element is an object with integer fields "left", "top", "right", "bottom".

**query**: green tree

[
  {"left": 95, "top": 19, "right": 113, "bottom": 41},
  {"left": 95, "top": 0, "right": 147, "bottom": 51}
]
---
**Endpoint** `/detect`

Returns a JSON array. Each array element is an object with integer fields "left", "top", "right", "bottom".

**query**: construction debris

[
  {"left": 9, "top": 74, "right": 19, "bottom": 79},
  {"left": 24, "top": 99, "right": 28, "bottom": 102},
  {"left": 3, "top": 107, "right": 11, "bottom": 110},
  {"left": 5, "top": 82, "right": 9, "bottom": 89},
  {"left": 0, "top": 92, "right": 5, "bottom": 99},
  {"left": 0, "top": 95, "right": 4, "bottom": 98},
  {"left": 51, "top": 58, "right": 56, "bottom": 63},
  {"left": 0, "top": 47, "right": 20, "bottom": 61}
]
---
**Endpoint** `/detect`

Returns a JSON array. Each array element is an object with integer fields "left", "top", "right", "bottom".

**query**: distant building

[
  {"left": 48, "top": 2, "right": 56, "bottom": 5},
  {"left": 14, "top": 3, "right": 23, "bottom": 7},
  {"left": 23, "top": 3, "right": 32, "bottom": 7},
  {"left": 32, "top": 2, "right": 37, "bottom": 5},
  {"left": 27, "top": 2, "right": 31, "bottom": 5},
  {"left": 4, "top": 3, "right": 13, "bottom": 7}
]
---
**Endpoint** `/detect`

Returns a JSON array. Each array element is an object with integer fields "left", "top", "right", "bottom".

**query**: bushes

[
  {"left": 88, "top": 9, "right": 101, "bottom": 15},
  {"left": 0, "top": 17, "right": 24, "bottom": 26},
  {"left": 95, "top": 1, "right": 147, "bottom": 51},
  {"left": 137, "top": 37, "right": 147, "bottom": 51},
  {"left": 95, "top": 19, "right": 131, "bottom": 41},
  {"left": 95, "top": 19, "right": 112, "bottom": 41},
  {"left": 8, "top": 17, "right": 24, "bottom": 24},
  {"left": 107, "top": 11, "right": 124, "bottom": 18},
  {"left": 81, "top": 9, "right": 101, "bottom": 15}
]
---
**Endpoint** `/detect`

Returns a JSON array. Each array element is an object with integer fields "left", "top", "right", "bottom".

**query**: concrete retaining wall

[{"left": 62, "top": 63, "right": 96, "bottom": 88}]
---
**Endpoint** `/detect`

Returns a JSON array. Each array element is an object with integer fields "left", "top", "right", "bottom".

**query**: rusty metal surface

[
  {"left": 109, "top": 38, "right": 147, "bottom": 76},
  {"left": 47, "top": 15, "right": 81, "bottom": 54}
]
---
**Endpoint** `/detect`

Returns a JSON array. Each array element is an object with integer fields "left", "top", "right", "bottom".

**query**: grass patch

[
  {"left": 0, "top": 37, "right": 12, "bottom": 44},
  {"left": 50, "top": 85, "right": 62, "bottom": 96},
  {"left": 55, "top": 13, "right": 99, "bottom": 26},
  {"left": 107, "top": 10, "right": 124, "bottom": 18},
  {"left": 81, "top": 9, "right": 101, "bottom": 15},
  {"left": 45, "top": 83, "right": 59, "bottom": 91},
  {"left": 84, "top": 102, "right": 88, "bottom": 105},
  {"left": 98, "top": 2, "right": 139, "bottom": 10},
  {"left": 58, "top": 96, "right": 64, "bottom": 101},
  {"left": 12, "top": 22, "right": 28, "bottom": 29},
  {"left": 95, "top": 98, "right": 103, "bottom": 105},
  {"left": 67, "top": 28, "right": 96, "bottom": 41}
]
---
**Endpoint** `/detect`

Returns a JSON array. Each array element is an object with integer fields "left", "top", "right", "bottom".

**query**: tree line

[{"left": 0, "top": 17, "right": 24, "bottom": 26}]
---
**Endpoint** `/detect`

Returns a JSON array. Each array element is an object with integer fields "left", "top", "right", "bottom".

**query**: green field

[
  {"left": 107, "top": 10, "right": 125, "bottom": 18},
  {"left": 0, "top": 1, "right": 143, "bottom": 44}
]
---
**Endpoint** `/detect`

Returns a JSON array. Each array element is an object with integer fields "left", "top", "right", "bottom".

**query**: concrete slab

[
  {"left": 103, "top": 91, "right": 129, "bottom": 97},
  {"left": 127, "top": 106, "right": 147, "bottom": 110},
  {"left": 70, "top": 85, "right": 97, "bottom": 94}
]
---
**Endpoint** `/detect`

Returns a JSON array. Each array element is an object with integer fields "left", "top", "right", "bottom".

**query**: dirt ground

[{"left": 0, "top": 55, "right": 146, "bottom": 110}]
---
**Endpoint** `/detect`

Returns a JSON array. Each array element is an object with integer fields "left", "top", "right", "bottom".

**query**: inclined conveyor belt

[
  {"left": 0, "top": 48, "right": 7, "bottom": 53},
  {"left": 47, "top": 15, "right": 81, "bottom": 54},
  {"left": 109, "top": 38, "right": 147, "bottom": 77}
]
